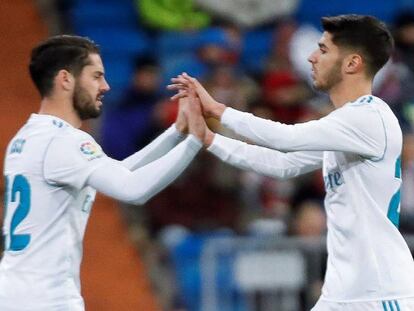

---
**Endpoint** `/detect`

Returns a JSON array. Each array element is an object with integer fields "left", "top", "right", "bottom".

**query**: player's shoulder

[
  {"left": 332, "top": 95, "right": 389, "bottom": 118},
  {"left": 50, "top": 126, "right": 104, "bottom": 162},
  {"left": 55, "top": 126, "right": 95, "bottom": 142},
  {"left": 325, "top": 95, "right": 392, "bottom": 134},
  {"left": 343, "top": 95, "right": 386, "bottom": 109},
  {"left": 6, "top": 114, "right": 69, "bottom": 154}
]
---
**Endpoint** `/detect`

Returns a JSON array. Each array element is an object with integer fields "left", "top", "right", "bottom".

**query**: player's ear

[
  {"left": 56, "top": 69, "right": 75, "bottom": 92},
  {"left": 344, "top": 54, "right": 363, "bottom": 74}
]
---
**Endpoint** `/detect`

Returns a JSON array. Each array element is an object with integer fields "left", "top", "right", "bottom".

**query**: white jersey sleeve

[
  {"left": 221, "top": 102, "right": 386, "bottom": 158},
  {"left": 121, "top": 124, "right": 185, "bottom": 170},
  {"left": 208, "top": 134, "right": 323, "bottom": 179},
  {"left": 43, "top": 131, "right": 107, "bottom": 190},
  {"left": 87, "top": 135, "right": 202, "bottom": 205}
]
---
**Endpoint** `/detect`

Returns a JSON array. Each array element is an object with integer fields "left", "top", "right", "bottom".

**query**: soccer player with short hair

[
  {"left": 170, "top": 15, "right": 414, "bottom": 310},
  {"left": 0, "top": 35, "right": 207, "bottom": 311}
]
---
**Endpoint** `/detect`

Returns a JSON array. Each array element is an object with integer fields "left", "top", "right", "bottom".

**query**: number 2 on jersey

[{"left": 4, "top": 174, "right": 31, "bottom": 251}]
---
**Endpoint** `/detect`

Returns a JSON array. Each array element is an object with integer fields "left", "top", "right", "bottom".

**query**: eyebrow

[{"left": 318, "top": 42, "right": 328, "bottom": 50}]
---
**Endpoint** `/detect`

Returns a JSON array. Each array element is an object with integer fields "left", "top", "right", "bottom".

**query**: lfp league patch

[{"left": 79, "top": 141, "right": 104, "bottom": 161}]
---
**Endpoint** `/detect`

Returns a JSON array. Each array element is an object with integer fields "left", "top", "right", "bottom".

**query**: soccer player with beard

[
  {"left": 170, "top": 15, "right": 414, "bottom": 311},
  {"left": 0, "top": 35, "right": 207, "bottom": 311}
]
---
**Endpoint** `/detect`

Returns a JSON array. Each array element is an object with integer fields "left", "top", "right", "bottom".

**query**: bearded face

[
  {"left": 308, "top": 32, "right": 347, "bottom": 93},
  {"left": 71, "top": 53, "right": 109, "bottom": 121},
  {"left": 313, "top": 57, "right": 343, "bottom": 92},
  {"left": 72, "top": 79, "right": 103, "bottom": 120}
]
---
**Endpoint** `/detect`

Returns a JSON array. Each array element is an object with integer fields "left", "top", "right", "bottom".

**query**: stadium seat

[
  {"left": 99, "top": 54, "right": 135, "bottom": 105},
  {"left": 295, "top": 0, "right": 404, "bottom": 27},
  {"left": 156, "top": 31, "right": 200, "bottom": 58},
  {"left": 240, "top": 28, "right": 274, "bottom": 75},
  {"left": 77, "top": 27, "right": 150, "bottom": 57},
  {"left": 69, "top": 1, "right": 138, "bottom": 31},
  {"left": 170, "top": 232, "right": 235, "bottom": 311}
]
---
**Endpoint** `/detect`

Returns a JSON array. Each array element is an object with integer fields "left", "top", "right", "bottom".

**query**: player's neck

[
  {"left": 38, "top": 96, "right": 82, "bottom": 128},
  {"left": 329, "top": 77, "right": 372, "bottom": 109}
]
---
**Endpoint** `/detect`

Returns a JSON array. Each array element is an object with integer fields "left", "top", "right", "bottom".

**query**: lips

[{"left": 311, "top": 68, "right": 317, "bottom": 79}]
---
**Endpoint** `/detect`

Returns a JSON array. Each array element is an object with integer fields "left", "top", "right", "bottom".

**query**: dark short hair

[
  {"left": 29, "top": 35, "right": 100, "bottom": 97},
  {"left": 321, "top": 14, "right": 394, "bottom": 77}
]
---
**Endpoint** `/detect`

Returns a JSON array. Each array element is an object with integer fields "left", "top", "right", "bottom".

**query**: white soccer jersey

[
  {"left": 0, "top": 114, "right": 107, "bottom": 311},
  {"left": 208, "top": 95, "right": 414, "bottom": 302},
  {"left": 0, "top": 112, "right": 201, "bottom": 311}
]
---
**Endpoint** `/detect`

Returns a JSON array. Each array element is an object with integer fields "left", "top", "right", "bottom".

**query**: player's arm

[
  {"left": 87, "top": 135, "right": 201, "bottom": 204},
  {"left": 44, "top": 89, "right": 205, "bottom": 205},
  {"left": 170, "top": 74, "right": 385, "bottom": 159},
  {"left": 207, "top": 133, "right": 323, "bottom": 179},
  {"left": 88, "top": 91, "right": 205, "bottom": 204},
  {"left": 120, "top": 96, "right": 188, "bottom": 170},
  {"left": 219, "top": 105, "right": 385, "bottom": 159},
  {"left": 44, "top": 134, "right": 200, "bottom": 205}
]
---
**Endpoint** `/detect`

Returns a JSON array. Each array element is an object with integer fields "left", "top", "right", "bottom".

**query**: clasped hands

[{"left": 168, "top": 73, "right": 226, "bottom": 147}]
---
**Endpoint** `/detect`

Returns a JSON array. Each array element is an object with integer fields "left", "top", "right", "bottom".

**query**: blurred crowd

[
  {"left": 91, "top": 6, "right": 414, "bottom": 240},
  {"left": 36, "top": 1, "right": 414, "bottom": 310},
  {"left": 101, "top": 19, "right": 331, "bottom": 241}
]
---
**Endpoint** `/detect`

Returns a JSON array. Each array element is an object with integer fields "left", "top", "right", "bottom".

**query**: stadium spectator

[
  {"left": 393, "top": 11, "right": 414, "bottom": 73},
  {"left": 101, "top": 56, "right": 164, "bottom": 160},
  {"left": 160, "top": 25, "right": 242, "bottom": 84},
  {"left": 262, "top": 20, "right": 313, "bottom": 124},
  {"left": 400, "top": 133, "right": 414, "bottom": 233},
  {"left": 289, "top": 200, "right": 326, "bottom": 237}
]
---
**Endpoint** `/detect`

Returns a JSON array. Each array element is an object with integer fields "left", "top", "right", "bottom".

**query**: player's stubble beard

[
  {"left": 73, "top": 81, "right": 102, "bottom": 120},
  {"left": 314, "top": 58, "right": 343, "bottom": 92}
]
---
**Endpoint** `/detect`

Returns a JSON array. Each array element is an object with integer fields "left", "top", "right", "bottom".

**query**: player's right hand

[
  {"left": 186, "top": 87, "right": 207, "bottom": 142},
  {"left": 168, "top": 73, "right": 226, "bottom": 120}
]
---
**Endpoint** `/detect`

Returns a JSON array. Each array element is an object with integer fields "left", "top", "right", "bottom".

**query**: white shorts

[{"left": 311, "top": 297, "right": 414, "bottom": 311}]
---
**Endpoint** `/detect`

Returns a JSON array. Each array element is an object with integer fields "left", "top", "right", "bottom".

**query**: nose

[
  {"left": 308, "top": 50, "right": 317, "bottom": 64},
  {"left": 101, "top": 78, "right": 110, "bottom": 93}
]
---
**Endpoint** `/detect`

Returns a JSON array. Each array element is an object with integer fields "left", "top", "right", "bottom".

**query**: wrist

[
  {"left": 204, "top": 130, "right": 215, "bottom": 147},
  {"left": 211, "top": 102, "right": 226, "bottom": 120},
  {"left": 174, "top": 122, "right": 187, "bottom": 135}
]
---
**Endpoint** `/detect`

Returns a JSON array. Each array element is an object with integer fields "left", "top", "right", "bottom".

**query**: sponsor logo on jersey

[
  {"left": 324, "top": 169, "right": 344, "bottom": 191},
  {"left": 79, "top": 141, "right": 104, "bottom": 161}
]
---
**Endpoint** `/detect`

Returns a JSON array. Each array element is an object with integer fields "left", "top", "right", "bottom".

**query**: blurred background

[{"left": 2, "top": 0, "right": 414, "bottom": 310}]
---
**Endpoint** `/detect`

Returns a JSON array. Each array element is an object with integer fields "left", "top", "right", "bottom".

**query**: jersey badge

[
  {"left": 10, "top": 139, "right": 26, "bottom": 154},
  {"left": 52, "top": 119, "right": 64, "bottom": 128},
  {"left": 79, "top": 141, "right": 104, "bottom": 161}
]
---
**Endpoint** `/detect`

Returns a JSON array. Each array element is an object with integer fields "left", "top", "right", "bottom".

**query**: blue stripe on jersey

[
  {"left": 395, "top": 300, "right": 401, "bottom": 311},
  {"left": 367, "top": 96, "right": 373, "bottom": 103},
  {"left": 382, "top": 301, "right": 388, "bottom": 311},
  {"left": 388, "top": 301, "right": 395, "bottom": 311}
]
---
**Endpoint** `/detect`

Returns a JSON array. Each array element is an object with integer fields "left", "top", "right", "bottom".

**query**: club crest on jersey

[
  {"left": 10, "top": 139, "right": 26, "bottom": 154},
  {"left": 79, "top": 141, "right": 103, "bottom": 161}
]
